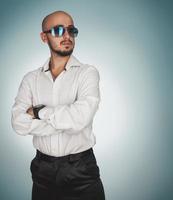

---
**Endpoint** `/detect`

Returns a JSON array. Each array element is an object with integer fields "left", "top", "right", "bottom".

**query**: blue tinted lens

[
  {"left": 58, "top": 26, "right": 64, "bottom": 36},
  {"left": 54, "top": 26, "right": 64, "bottom": 36},
  {"left": 52, "top": 25, "right": 78, "bottom": 37},
  {"left": 68, "top": 27, "right": 78, "bottom": 37}
]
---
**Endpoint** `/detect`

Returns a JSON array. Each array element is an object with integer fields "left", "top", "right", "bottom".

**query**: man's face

[{"left": 41, "top": 13, "right": 76, "bottom": 56}]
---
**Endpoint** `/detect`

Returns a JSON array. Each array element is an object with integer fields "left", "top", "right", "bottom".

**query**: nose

[{"left": 63, "top": 28, "right": 70, "bottom": 39}]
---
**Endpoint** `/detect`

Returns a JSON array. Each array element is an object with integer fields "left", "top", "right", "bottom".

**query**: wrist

[{"left": 33, "top": 104, "right": 46, "bottom": 119}]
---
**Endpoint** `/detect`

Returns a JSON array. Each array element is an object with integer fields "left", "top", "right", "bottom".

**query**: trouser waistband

[{"left": 36, "top": 148, "right": 93, "bottom": 162}]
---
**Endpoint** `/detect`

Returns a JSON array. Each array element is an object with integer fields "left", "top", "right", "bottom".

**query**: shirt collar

[{"left": 42, "top": 55, "right": 81, "bottom": 72}]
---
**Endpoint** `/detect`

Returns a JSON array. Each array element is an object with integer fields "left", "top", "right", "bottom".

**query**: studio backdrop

[{"left": 0, "top": 0, "right": 173, "bottom": 200}]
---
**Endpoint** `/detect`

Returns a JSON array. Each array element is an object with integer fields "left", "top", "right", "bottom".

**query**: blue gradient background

[{"left": 0, "top": 0, "right": 173, "bottom": 199}]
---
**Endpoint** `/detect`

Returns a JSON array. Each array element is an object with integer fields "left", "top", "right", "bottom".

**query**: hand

[{"left": 26, "top": 106, "right": 35, "bottom": 119}]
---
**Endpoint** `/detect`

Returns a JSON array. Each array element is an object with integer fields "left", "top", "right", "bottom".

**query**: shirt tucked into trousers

[
  {"left": 31, "top": 148, "right": 105, "bottom": 200},
  {"left": 11, "top": 55, "right": 105, "bottom": 199}
]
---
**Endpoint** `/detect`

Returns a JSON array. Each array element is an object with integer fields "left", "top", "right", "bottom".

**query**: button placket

[
  {"left": 50, "top": 135, "right": 58, "bottom": 155},
  {"left": 51, "top": 71, "right": 66, "bottom": 156}
]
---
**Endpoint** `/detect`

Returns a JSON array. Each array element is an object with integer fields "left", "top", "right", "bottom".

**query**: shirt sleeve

[
  {"left": 38, "top": 66, "right": 101, "bottom": 133},
  {"left": 11, "top": 74, "right": 61, "bottom": 136}
]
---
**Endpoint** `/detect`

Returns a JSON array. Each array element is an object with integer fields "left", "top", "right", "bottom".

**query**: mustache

[{"left": 60, "top": 40, "right": 73, "bottom": 45}]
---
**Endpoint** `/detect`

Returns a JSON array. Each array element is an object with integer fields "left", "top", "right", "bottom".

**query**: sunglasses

[{"left": 43, "top": 25, "right": 78, "bottom": 38}]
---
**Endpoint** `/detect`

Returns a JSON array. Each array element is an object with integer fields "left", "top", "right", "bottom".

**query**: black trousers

[{"left": 30, "top": 148, "right": 105, "bottom": 200}]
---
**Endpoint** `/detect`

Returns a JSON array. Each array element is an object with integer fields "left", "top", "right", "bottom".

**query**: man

[{"left": 11, "top": 10, "right": 105, "bottom": 200}]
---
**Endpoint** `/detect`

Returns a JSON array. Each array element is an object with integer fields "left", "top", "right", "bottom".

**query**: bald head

[{"left": 42, "top": 11, "right": 74, "bottom": 32}]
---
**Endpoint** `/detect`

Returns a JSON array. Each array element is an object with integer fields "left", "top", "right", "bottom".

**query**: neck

[{"left": 49, "top": 51, "right": 71, "bottom": 71}]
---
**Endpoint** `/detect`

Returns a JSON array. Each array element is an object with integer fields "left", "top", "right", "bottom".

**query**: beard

[
  {"left": 55, "top": 49, "right": 73, "bottom": 56},
  {"left": 48, "top": 41, "right": 74, "bottom": 57}
]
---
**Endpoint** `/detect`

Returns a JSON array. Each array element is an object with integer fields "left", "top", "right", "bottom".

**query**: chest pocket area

[
  {"left": 57, "top": 82, "right": 78, "bottom": 105},
  {"left": 31, "top": 72, "right": 53, "bottom": 106}
]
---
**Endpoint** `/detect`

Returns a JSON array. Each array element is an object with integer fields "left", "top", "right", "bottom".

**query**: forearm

[
  {"left": 12, "top": 102, "right": 61, "bottom": 136},
  {"left": 37, "top": 97, "right": 100, "bottom": 133},
  {"left": 12, "top": 66, "right": 100, "bottom": 136},
  {"left": 36, "top": 67, "right": 101, "bottom": 133}
]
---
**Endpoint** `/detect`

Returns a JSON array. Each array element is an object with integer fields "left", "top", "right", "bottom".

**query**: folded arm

[
  {"left": 38, "top": 67, "right": 101, "bottom": 133},
  {"left": 11, "top": 74, "right": 61, "bottom": 136},
  {"left": 11, "top": 66, "right": 101, "bottom": 136}
]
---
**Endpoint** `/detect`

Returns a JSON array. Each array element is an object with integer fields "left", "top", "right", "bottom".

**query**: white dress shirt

[{"left": 11, "top": 55, "right": 101, "bottom": 156}]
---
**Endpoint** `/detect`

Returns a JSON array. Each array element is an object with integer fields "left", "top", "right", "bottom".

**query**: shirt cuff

[{"left": 38, "top": 106, "right": 54, "bottom": 120}]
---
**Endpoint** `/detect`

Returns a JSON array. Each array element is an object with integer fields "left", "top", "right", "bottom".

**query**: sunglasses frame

[{"left": 43, "top": 25, "right": 78, "bottom": 38}]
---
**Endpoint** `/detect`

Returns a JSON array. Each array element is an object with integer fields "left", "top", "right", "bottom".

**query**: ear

[{"left": 40, "top": 32, "right": 48, "bottom": 43}]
